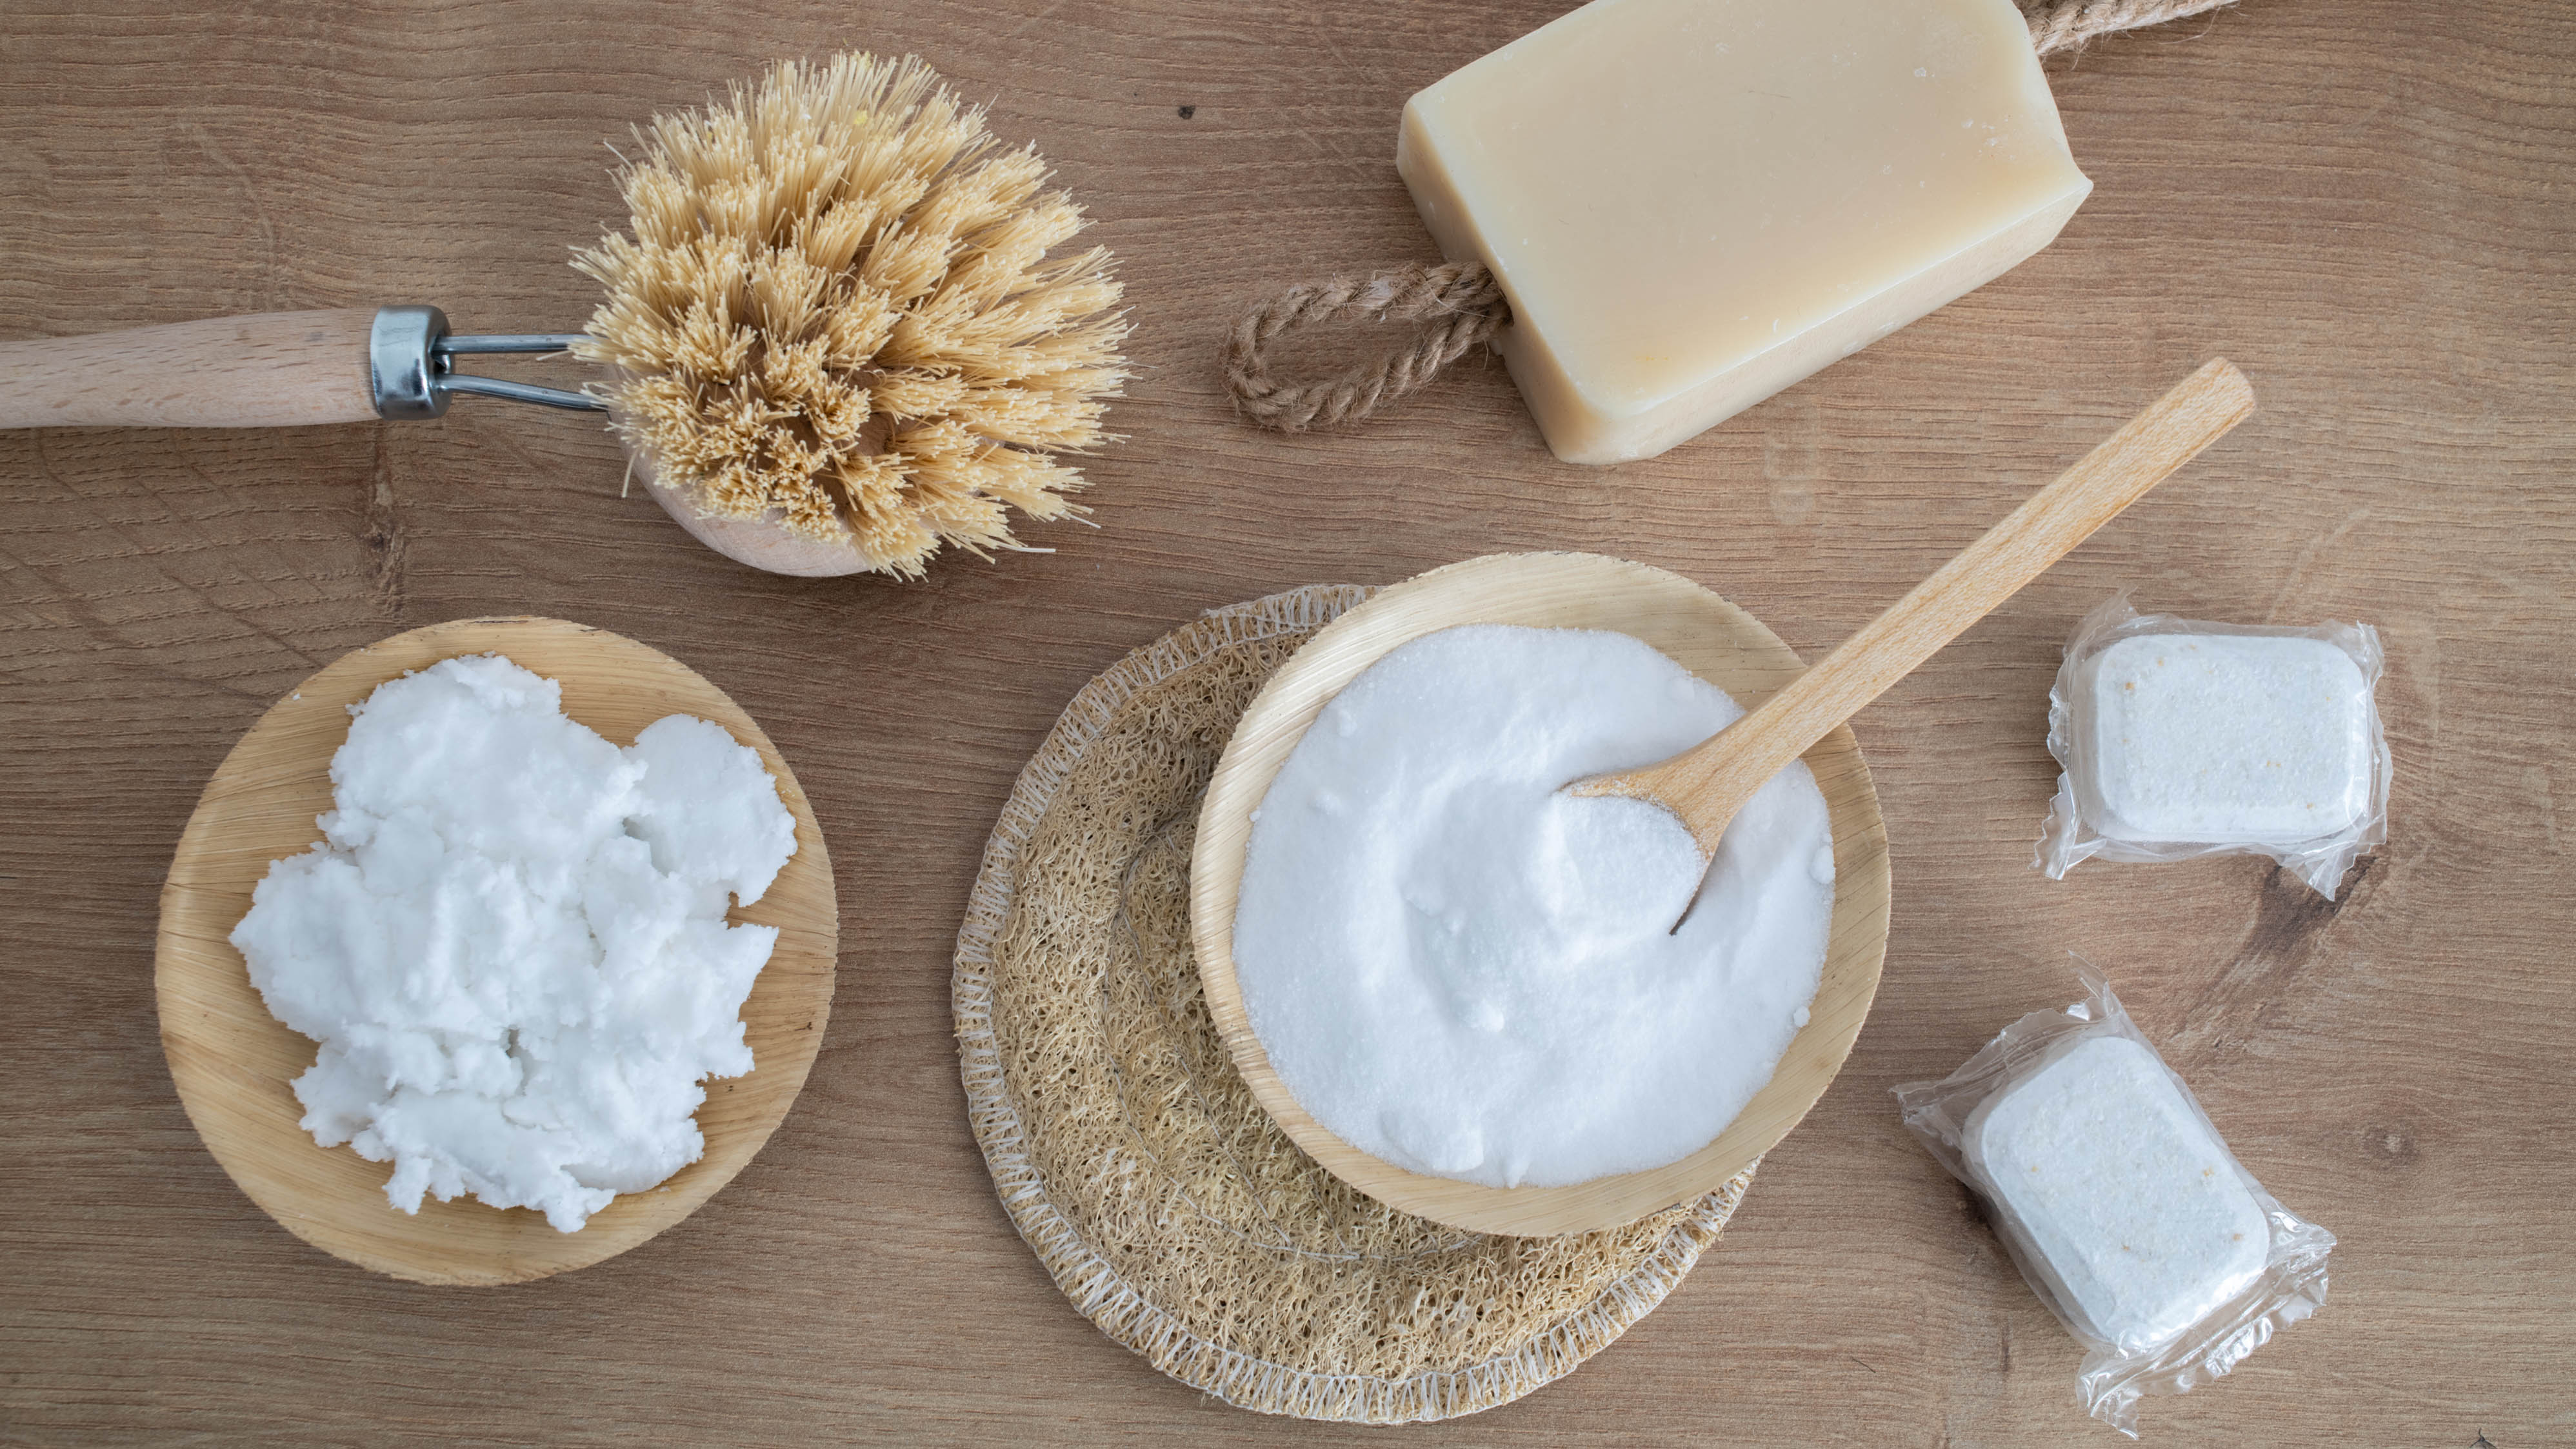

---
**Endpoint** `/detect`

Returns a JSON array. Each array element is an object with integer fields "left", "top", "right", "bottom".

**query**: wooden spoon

[{"left": 1576, "top": 357, "right": 2257, "bottom": 857}]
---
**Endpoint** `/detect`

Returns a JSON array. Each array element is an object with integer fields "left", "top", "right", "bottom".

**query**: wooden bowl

[
  {"left": 154, "top": 617, "right": 839, "bottom": 1285},
  {"left": 1190, "top": 553, "right": 1892, "bottom": 1237}
]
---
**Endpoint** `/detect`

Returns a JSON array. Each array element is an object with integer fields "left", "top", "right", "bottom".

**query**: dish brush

[{"left": 0, "top": 53, "right": 1130, "bottom": 580}]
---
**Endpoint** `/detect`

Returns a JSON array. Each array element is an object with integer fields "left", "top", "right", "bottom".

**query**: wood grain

[
  {"left": 1590, "top": 359, "right": 2254, "bottom": 855},
  {"left": 0, "top": 309, "right": 377, "bottom": 428},
  {"left": 2, "top": 0, "right": 2571, "bottom": 1444},
  {"left": 1190, "top": 552, "right": 1892, "bottom": 1236},
  {"left": 154, "top": 615, "right": 839, "bottom": 1286}
]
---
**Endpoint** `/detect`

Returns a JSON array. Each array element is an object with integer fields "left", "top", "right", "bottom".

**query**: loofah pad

[{"left": 953, "top": 585, "right": 1757, "bottom": 1423}]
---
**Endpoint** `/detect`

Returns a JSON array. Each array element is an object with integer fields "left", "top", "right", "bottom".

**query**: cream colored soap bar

[{"left": 1399, "top": 0, "right": 2092, "bottom": 464}]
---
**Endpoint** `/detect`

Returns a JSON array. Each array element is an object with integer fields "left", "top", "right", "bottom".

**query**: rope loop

[
  {"left": 1224, "top": 262, "right": 1508, "bottom": 432},
  {"left": 2028, "top": 0, "right": 2237, "bottom": 55}
]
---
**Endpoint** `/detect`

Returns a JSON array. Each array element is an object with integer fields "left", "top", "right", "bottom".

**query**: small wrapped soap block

[
  {"left": 1962, "top": 1034, "right": 2268, "bottom": 1350},
  {"left": 2039, "top": 595, "right": 2391, "bottom": 899},
  {"left": 1397, "top": 0, "right": 2091, "bottom": 464},
  {"left": 1895, "top": 964, "right": 2335, "bottom": 1437},
  {"left": 2076, "top": 634, "right": 2374, "bottom": 843}
]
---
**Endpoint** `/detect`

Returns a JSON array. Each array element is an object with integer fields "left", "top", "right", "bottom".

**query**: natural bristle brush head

[{"left": 574, "top": 53, "right": 1131, "bottom": 580}]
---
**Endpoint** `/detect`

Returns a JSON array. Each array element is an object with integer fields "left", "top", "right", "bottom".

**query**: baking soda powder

[{"left": 1232, "top": 625, "right": 1836, "bottom": 1189}]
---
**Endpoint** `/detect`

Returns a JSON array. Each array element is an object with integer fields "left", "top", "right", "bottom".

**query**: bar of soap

[
  {"left": 2076, "top": 634, "right": 2375, "bottom": 844},
  {"left": 1398, "top": 0, "right": 2092, "bottom": 464},
  {"left": 1962, "top": 1034, "right": 2269, "bottom": 1350}
]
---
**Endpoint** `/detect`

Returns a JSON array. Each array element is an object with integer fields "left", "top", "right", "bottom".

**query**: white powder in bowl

[
  {"left": 230, "top": 654, "right": 797, "bottom": 1233},
  {"left": 1230, "top": 625, "right": 1837, "bottom": 1189}
]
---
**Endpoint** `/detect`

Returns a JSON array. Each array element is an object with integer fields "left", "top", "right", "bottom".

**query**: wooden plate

[
  {"left": 154, "top": 617, "right": 839, "bottom": 1285},
  {"left": 1190, "top": 553, "right": 1892, "bottom": 1237}
]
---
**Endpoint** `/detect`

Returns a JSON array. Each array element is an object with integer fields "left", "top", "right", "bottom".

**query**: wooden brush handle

[
  {"left": 0, "top": 310, "right": 378, "bottom": 429},
  {"left": 1590, "top": 357, "right": 2257, "bottom": 856}
]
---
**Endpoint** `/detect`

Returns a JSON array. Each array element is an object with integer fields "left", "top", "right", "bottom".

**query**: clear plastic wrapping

[
  {"left": 1893, "top": 962, "right": 2333, "bottom": 1436},
  {"left": 2035, "top": 593, "right": 2390, "bottom": 899}
]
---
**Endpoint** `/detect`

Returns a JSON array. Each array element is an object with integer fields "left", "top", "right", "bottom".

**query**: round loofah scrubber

[
  {"left": 953, "top": 585, "right": 1757, "bottom": 1423},
  {"left": 575, "top": 53, "right": 1130, "bottom": 579}
]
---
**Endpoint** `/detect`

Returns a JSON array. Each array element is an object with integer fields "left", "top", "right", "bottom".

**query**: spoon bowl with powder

[
  {"left": 1192, "top": 552, "right": 1893, "bottom": 1236},
  {"left": 1192, "top": 361, "right": 2253, "bottom": 1236}
]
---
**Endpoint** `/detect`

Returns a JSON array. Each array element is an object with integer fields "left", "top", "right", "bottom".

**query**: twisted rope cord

[
  {"left": 1224, "top": 261, "right": 1506, "bottom": 432},
  {"left": 2029, "top": 0, "right": 2237, "bottom": 54},
  {"left": 1223, "top": 0, "right": 2239, "bottom": 433}
]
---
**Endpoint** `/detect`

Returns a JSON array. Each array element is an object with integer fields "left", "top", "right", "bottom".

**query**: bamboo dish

[
  {"left": 154, "top": 617, "right": 838, "bottom": 1284},
  {"left": 1190, "top": 552, "right": 1893, "bottom": 1236}
]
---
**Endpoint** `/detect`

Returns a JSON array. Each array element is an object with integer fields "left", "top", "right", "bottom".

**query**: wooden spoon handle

[
  {"left": 1591, "top": 357, "right": 2257, "bottom": 856},
  {"left": 0, "top": 310, "right": 379, "bottom": 429}
]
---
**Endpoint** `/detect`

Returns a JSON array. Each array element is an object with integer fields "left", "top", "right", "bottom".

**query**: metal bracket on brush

[{"left": 367, "top": 305, "right": 606, "bottom": 419}]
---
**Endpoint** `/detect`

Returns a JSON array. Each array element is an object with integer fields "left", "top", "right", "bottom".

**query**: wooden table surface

[{"left": 3, "top": 1, "right": 2568, "bottom": 1443}]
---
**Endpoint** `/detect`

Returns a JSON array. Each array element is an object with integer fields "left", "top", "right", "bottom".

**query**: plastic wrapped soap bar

[
  {"left": 1895, "top": 963, "right": 2334, "bottom": 1437},
  {"left": 2037, "top": 594, "right": 2391, "bottom": 899},
  {"left": 1966, "top": 1035, "right": 2270, "bottom": 1350}
]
